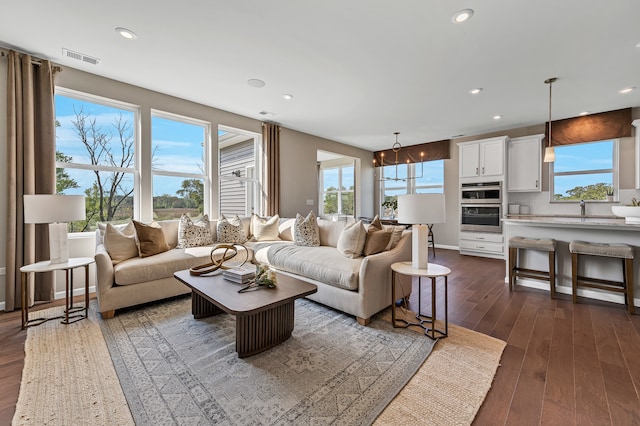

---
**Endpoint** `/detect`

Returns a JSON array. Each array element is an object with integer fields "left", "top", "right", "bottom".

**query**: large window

[
  {"left": 550, "top": 140, "right": 618, "bottom": 201},
  {"left": 379, "top": 160, "right": 444, "bottom": 218},
  {"left": 151, "top": 111, "right": 210, "bottom": 220},
  {"left": 218, "top": 127, "right": 263, "bottom": 217},
  {"left": 320, "top": 163, "right": 355, "bottom": 217},
  {"left": 55, "top": 89, "right": 138, "bottom": 231}
]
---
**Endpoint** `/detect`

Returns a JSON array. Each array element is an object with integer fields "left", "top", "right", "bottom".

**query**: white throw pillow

[
  {"left": 103, "top": 222, "right": 138, "bottom": 264},
  {"left": 251, "top": 214, "right": 281, "bottom": 241},
  {"left": 337, "top": 220, "right": 366, "bottom": 258},
  {"left": 217, "top": 214, "right": 248, "bottom": 243},
  {"left": 293, "top": 211, "right": 320, "bottom": 247},
  {"left": 177, "top": 213, "right": 214, "bottom": 248}
]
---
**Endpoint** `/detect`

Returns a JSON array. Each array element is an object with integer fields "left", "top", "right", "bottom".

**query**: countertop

[{"left": 503, "top": 214, "right": 639, "bottom": 230}]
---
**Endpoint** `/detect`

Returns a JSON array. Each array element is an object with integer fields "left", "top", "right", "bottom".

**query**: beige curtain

[
  {"left": 4, "top": 50, "right": 57, "bottom": 311},
  {"left": 262, "top": 122, "right": 280, "bottom": 216}
]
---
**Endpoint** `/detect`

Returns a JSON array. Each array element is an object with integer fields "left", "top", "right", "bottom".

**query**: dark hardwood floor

[{"left": 1, "top": 249, "right": 639, "bottom": 425}]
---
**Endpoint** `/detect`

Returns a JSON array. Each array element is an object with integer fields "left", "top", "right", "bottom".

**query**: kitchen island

[{"left": 503, "top": 215, "right": 640, "bottom": 309}]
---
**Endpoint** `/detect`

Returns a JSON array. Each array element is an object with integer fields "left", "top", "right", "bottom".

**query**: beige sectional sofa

[{"left": 94, "top": 216, "right": 413, "bottom": 324}]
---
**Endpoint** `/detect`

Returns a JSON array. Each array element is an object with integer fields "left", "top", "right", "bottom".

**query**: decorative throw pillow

[
  {"left": 103, "top": 222, "right": 139, "bottom": 264},
  {"left": 132, "top": 220, "right": 170, "bottom": 257},
  {"left": 217, "top": 214, "right": 248, "bottom": 243},
  {"left": 251, "top": 214, "right": 281, "bottom": 241},
  {"left": 363, "top": 216, "right": 392, "bottom": 256},
  {"left": 337, "top": 220, "right": 366, "bottom": 258},
  {"left": 293, "top": 211, "right": 320, "bottom": 247},
  {"left": 385, "top": 225, "right": 405, "bottom": 251},
  {"left": 177, "top": 214, "right": 213, "bottom": 248}
]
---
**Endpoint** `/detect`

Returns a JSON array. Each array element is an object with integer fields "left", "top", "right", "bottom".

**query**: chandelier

[{"left": 374, "top": 132, "right": 424, "bottom": 182}]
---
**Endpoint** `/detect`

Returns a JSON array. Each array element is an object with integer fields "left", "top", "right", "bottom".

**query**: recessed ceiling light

[
  {"left": 493, "top": 115, "right": 502, "bottom": 120},
  {"left": 247, "top": 79, "right": 266, "bottom": 88},
  {"left": 115, "top": 27, "right": 137, "bottom": 40},
  {"left": 452, "top": 9, "right": 474, "bottom": 24},
  {"left": 618, "top": 86, "right": 636, "bottom": 94},
  {"left": 469, "top": 88, "right": 483, "bottom": 95},
  {"left": 636, "top": 42, "right": 640, "bottom": 48},
  {"left": 579, "top": 111, "right": 590, "bottom": 116},
  {"left": 282, "top": 94, "right": 294, "bottom": 100}
]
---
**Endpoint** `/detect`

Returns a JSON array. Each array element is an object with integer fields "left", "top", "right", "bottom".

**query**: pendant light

[
  {"left": 375, "top": 132, "right": 424, "bottom": 181},
  {"left": 543, "top": 77, "right": 557, "bottom": 163}
]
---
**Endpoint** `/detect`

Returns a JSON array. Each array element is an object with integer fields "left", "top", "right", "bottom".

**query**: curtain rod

[{"left": 0, "top": 48, "right": 62, "bottom": 72}]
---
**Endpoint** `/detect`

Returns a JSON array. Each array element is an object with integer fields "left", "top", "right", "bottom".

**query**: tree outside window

[
  {"left": 320, "top": 164, "right": 354, "bottom": 218},
  {"left": 550, "top": 140, "right": 617, "bottom": 201}
]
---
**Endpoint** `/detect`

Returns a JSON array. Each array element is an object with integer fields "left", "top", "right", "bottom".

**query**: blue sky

[
  {"left": 552, "top": 141, "right": 613, "bottom": 196},
  {"left": 55, "top": 94, "right": 207, "bottom": 196}
]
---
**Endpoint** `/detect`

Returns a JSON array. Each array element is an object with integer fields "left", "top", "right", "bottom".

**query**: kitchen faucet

[{"left": 580, "top": 199, "right": 585, "bottom": 216}]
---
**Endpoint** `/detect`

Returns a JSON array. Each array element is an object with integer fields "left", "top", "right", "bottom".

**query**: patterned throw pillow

[
  {"left": 177, "top": 214, "right": 214, "bottom": 248},
  {"left": 251, "top": 214, "right": 281, "bottom": 241},
  {"left": 363, "top": 215, "right": 392, "bottom": 256},
  {"left": 337, "top": 220, "right": 366, "bottom": 258},
  {"left": 293, "top": 211, "right": 320, "bottom": 247},
  {"left": 217, "top": 214, "right": 248, "bottom": 243}
]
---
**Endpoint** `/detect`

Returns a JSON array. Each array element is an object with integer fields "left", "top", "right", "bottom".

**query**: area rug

[
  {"left": 14, "top": 298, "right": 506, "bottom": 426},
  {"left": 98, "top": 296, "right": 436, "bottom": 425}
]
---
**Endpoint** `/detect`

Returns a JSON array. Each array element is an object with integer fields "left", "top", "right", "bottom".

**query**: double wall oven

[{"left": 460, "top": 181, "right": 502, "bottom": 233}]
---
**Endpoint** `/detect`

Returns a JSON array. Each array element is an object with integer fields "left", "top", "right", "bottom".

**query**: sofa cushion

[
  {"left": 317, "top": 219, "right": 346, "bottom": 247},
  {"left": 336, "top": 220, "right": 366, "bottom": 258},
  {"left": 217, "top": 215, "right": 248, "bottom": 243},
  {"left": 253, "top": 243, "right": 361, "bottom": 290},
  {"left": 363, "top": 216, "right": 392, "bottom": 256},
  {"left": 103, "top": 222, "right": 138, "bottom": 264},
  {"left": 293, "top": 212, "right": 320, "bottom": 247},
  {"left": 177, "top": 214, "right": 214, "bottom": 248},
  {"left": 133, "top": 220, "right": 171, "bottom": 257},
  {"left": 250, "top": 214, "right": 280, "bottom": 241},
  {"left": 385, "top": 225, "right": 405, "bottom": 250},
  {"left": 113, "top": 246, "right": 213, "bottom": 285}
]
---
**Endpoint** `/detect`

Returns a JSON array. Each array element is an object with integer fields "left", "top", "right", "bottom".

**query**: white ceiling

[{"left": 2, "top": 0, "right": 639, "bottom": 151}]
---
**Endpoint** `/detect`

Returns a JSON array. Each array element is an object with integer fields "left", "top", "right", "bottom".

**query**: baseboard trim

[
  {"left": 508, "top": 277, "right": 639, "bottom": 308},
  {"left": 55, "top": 285, "right": 96, "bottom": 301}
]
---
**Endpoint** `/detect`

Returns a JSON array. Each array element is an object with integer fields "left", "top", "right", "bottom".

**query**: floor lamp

[
  {"left": 23, "top": 194, "right": 86, "bottom": 264},
  {"left": 397, "top": 193, "right": 446, "bottom": 269}
]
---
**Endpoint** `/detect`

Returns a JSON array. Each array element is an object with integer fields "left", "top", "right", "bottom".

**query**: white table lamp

[
  {"left": 23, "top": 194, "right": 86, "bottom": 264},
  {"left": 397, "top": 193, "right": 446, "bottom": 269}
]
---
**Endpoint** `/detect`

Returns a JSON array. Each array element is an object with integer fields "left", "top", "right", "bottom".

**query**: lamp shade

[
  {"left": 23, "top": 194, "right": 86, "bottom": 224},
  {"left": 397, "top": 193, "right": 446, "bottom": 225}
]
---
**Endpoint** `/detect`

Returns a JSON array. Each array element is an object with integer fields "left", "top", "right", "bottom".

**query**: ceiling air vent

[
  {"left": 258, "top": 111, "right": 275, "bottom": 117},
  {"left": 62, "top": 48, "right": 100, "bottom": 65}
]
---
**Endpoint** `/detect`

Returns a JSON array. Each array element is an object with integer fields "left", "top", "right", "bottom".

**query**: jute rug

[{"left": 14, "top": 298, "right": 505, "bottom": 426}]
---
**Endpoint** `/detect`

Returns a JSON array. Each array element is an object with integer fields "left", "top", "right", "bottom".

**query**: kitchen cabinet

[
  {"left": 458, "top": 136, "right": 507, "bottom": 180},
  {"left": 507, "top": 134, "right": 543, "bottom": 192},
  {"left": 459, "top": 231, "right": 504, "bottom": 259}
]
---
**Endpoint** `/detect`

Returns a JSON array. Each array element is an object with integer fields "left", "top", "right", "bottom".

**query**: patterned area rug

[{"left": 99, "top": 296, "right": 436, "bottom": 425}]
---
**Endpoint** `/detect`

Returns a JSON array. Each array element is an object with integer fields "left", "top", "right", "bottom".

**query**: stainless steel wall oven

[{"left": 460, "top": 182, "right": 502, "bottom": 233}]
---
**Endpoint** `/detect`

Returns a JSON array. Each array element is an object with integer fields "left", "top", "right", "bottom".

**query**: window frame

[
  {"left": 549, "top": 139, "right": 619, "bottom": 203},
  {"left": 54, "top": 87, "right": 141, "bottom": 229},
  {"left": 319, "top": 163, "right": 355, "bottom": 218},
  {"left": 217, "top": 125, "right": 264, "bottom": 217},
  {"left": 378, "top": 160, "right": 444, "bottom": 217},
  {"left": 150, "top": 109, "right": 211, "bottom": 218}
]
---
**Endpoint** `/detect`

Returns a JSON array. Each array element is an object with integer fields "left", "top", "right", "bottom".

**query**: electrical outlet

[{"left": 306, "top": 199, "right": 314, "bottom": 205}]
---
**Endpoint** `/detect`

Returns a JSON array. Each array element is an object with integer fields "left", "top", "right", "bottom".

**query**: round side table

[
  {"left": 391, "top": 261, "right": 451, "bottom": 339},
  {"left": 20, "top": 257, "right": 94, "bottom": 329}
]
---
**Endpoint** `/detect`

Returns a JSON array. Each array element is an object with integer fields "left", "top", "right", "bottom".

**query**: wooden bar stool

[
  {"left": 508, "top": 237, "right": 557, "bottom": 297},
  {"left": 569, "top": 240, "right": 634, "bottom": 314}
]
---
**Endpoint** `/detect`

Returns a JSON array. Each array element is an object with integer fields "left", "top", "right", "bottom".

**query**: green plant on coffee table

[{"left": 255, "top": 264, "right": 277, "bottom": 288}]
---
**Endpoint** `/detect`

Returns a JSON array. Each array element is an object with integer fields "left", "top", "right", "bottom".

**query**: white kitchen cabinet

[
  {"left": 507, "top": 134, "right": 543, "bottom": 192},
  {"left": 458, "top": 136, "right": 507, "bottom": 180},
  {"left": 459, "top": 231, "right": 504, "bottom": 259}
]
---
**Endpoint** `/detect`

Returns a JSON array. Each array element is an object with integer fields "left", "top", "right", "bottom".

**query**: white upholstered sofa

[{"left": 94, "top": 216, "right": 413, "bottom": 325}]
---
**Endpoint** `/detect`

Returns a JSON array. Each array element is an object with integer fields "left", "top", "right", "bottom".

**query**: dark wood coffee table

[{"left": 174, "top": 269, "right": 317, "bottom": 358}]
